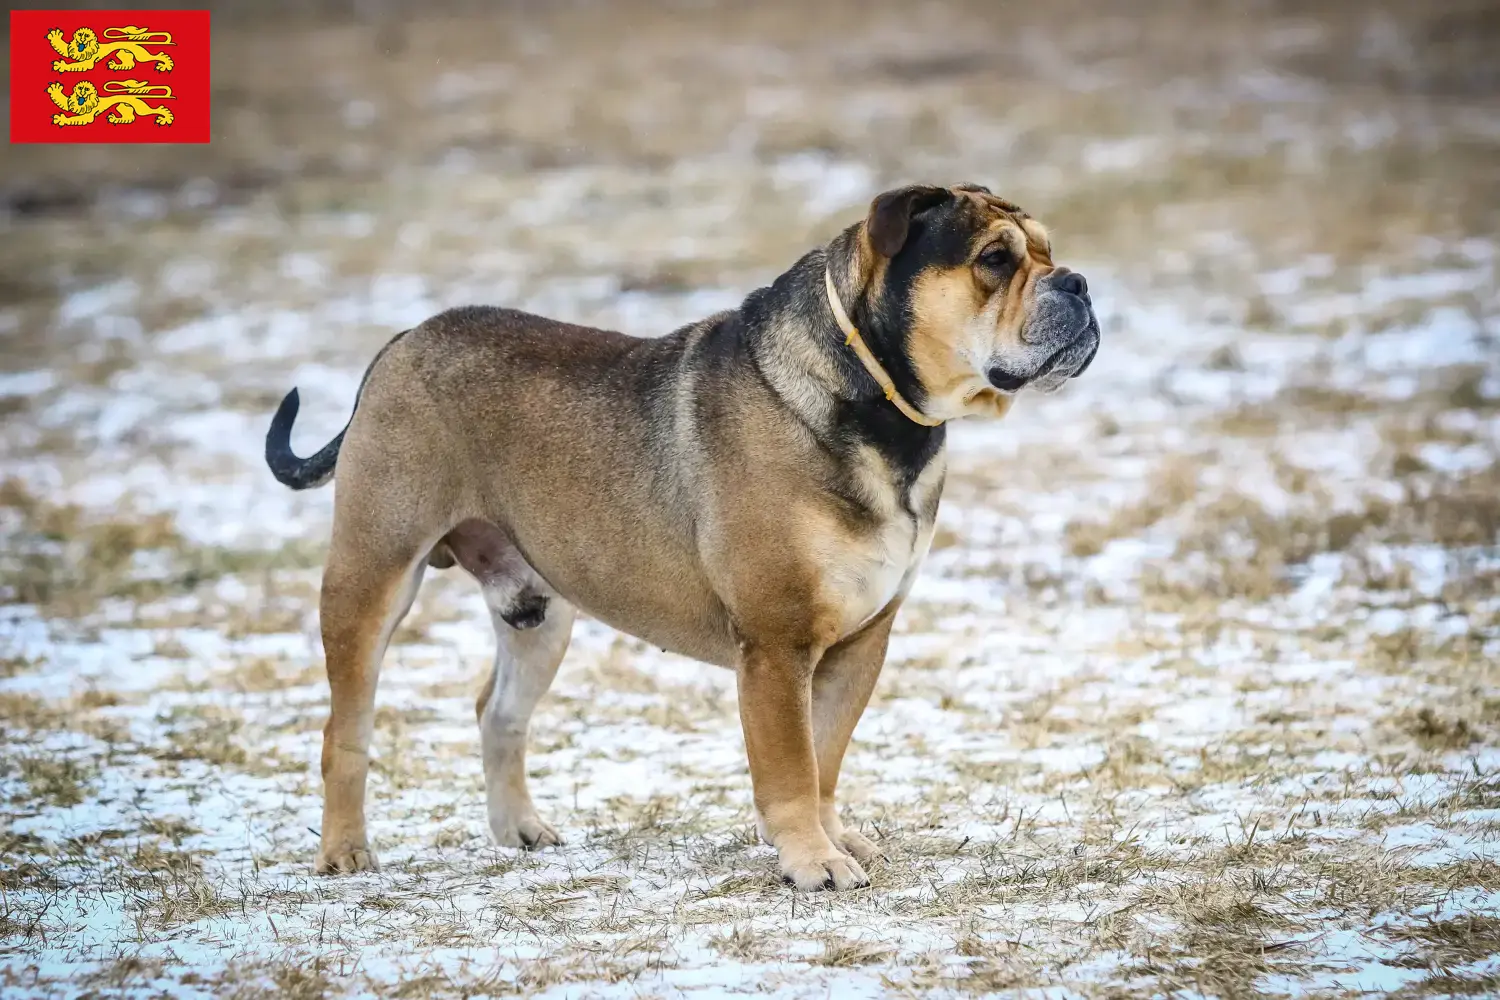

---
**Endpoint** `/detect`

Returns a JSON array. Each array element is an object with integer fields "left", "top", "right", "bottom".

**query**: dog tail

[
  {"left": 265, "top": 329, "right": 412, "bottom": 491},
  {"left": 264, "top": 387, "right": 346, "bottom": 490}
]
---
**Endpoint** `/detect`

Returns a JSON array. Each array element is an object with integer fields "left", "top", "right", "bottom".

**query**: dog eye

[{"left": 978, "top": 245, "right": 1012, "bottom": 267}]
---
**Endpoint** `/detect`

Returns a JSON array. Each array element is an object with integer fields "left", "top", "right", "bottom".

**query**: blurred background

[
  {"left": 3, "top": 2, "right": 1500, "bottom": 994},
  {"left": 3, "top": 0, "right": 1499, "bottom": 543},
  {"left": 6, "top": 0, "right": 1499, "bottom": 326},
  {"left": 4, "top": 0, "right": 1498, "bottom": 538}
]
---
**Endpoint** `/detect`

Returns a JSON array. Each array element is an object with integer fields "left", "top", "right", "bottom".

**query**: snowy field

[{"left": 3, "top": 2, "right": 1499, "bottom": 996}]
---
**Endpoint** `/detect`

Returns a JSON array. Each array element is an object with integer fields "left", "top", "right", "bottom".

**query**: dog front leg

[
  {"left": 738, "top": 641, "right": 870, "bottom": 891},
  {"left": 812, "top": 606, "right": 897, "bottom": 864}
]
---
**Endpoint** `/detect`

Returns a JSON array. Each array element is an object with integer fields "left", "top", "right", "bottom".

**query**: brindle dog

[{"left": 265, "top": 183, "right": 1099, "bottom": 890}]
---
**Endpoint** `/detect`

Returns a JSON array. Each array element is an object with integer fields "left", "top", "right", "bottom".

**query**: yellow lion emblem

[
  {"left": 48, "top": 80, "right": 175, "bottom": 127},
  {"left": 47, "top": 25, "right": 175, "bottom": 73}
]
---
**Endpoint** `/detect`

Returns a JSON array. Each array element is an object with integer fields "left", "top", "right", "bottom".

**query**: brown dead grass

[
  {"left": 0, "top": 1, "right": 1495, "bottom": 997},
  {"left": 0, "top": 478, "right": 325, "bottom": 619},
  {"left": 1066, "top": 458, "right": 1200, "bottom": 557},
  {"left": 1398, "top": 707, "right": 1480, "bottom": 752},
  {"left": 1385, "top": 914, "right": 1500, "bottom": 969}
]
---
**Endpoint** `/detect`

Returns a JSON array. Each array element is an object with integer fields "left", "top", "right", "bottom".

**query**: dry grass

[
  {"left": 1065, "top": 458, "right": 1200, "bottom": 558},
  {"left": 1398, "top": 708, "right": 1480, "bottom": 752},
  {"left": 1, "top": 0, "right": 1497, "bottom": 995}
]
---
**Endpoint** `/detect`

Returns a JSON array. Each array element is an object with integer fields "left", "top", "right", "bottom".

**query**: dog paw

[
  {"left": 490, "top": 811, "right": 563, "bottom": 850},
  {"left": 833, "top": 826, "right": 884, "bottom": 864},
  {"left": 780, "top": 852, "right": 869, "bottom": 892},
  {"left": 315, "top": 841, "right": 379, "bottom": 874}
]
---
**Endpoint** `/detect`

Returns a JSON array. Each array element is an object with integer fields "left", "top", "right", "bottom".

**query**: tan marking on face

[
  {"left": 960, "top": 189, "right": 1054, "bottom": 269},
  {"left": 903, "top": 201, "right": 1057, "bottom": 419},
  {"left": 905, "top": 265, "right": 992, "bottom": 415},
  {"left": 1020, "top": 219, "right": 1053, "bottom": 264}
]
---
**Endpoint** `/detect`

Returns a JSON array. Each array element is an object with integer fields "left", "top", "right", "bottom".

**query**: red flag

[{"left": 9, "top": 9, "right": 211, "bottom": 143}]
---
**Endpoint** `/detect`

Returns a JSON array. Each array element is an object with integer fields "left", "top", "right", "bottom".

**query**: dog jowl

[{"left": 265, "top": 183, "right": 1099, "bottom": 890}]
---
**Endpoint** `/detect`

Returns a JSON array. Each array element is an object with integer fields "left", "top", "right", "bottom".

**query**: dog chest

[
  {"left": 829, "top": 516, "right": 931, "bottom": 635},
  {"left": 811, "top": 452, "right": 944, "bottom": 638}
]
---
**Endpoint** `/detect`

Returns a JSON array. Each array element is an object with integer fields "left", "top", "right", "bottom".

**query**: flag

[{"left": 9, "top": 9, "right": 211, "bottom": 143}]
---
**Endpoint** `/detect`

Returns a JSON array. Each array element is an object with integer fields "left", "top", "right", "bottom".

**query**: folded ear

[{"left": 864, "top": 184, "right": 953, "bottom": 259}]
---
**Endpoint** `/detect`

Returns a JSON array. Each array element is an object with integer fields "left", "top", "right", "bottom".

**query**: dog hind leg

[
  {"left": 316, "top": 533, "right": 428, "bottom": 874},
  {"left": 446, "top": 519, "right": 574, "bottom": 848},
  {"left": 475, "top": 595, "right": 574, "bottom": 848}
]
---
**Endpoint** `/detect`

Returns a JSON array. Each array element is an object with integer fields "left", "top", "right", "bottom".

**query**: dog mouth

[
  {"left": 985, "top": 367, "right": 1029, "bottom": 392},
  {"left": 986, "top": 341, "right": 1074, "bottom": 392},
  {"left": 1069, "top": 334, "right": 1099, "bottom": 378},
  {"left": 986, "top": 322, "right": 1100, "bottom": 393}
]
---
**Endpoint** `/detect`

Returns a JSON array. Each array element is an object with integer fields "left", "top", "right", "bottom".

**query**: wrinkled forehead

[{"left": 950, "top": 188, "right": 1053, "bottom": 265}]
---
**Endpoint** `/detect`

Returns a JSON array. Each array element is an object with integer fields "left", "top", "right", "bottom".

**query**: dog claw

[
  {"left": 780, "top": 853, "right": 870, "bottom": 891},
  {"left": 520, "top": 827, "right": 562, "bottom": 850},
  {"left": 491, "top": 812, "right": 563, "bottom": 850},
  {"left": 314, "top": 844, "right": 379, "bottom": 874},
  {"left": 833, "top": 827, "right": 883, "bottom": 864}
]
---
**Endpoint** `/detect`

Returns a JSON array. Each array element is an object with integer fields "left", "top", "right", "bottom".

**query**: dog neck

[
  {"left": 736, "top": 243, "right": 946, "bottom": 490},
  {"left": 822, "top": 266, "right": 943, "bottom": 428}
]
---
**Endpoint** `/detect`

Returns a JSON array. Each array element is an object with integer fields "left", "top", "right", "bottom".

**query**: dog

[{"left": 264, "top": 183, "right": 1099, "bottom": 891}]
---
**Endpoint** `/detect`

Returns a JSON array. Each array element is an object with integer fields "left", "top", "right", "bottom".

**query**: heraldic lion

[
  {"left": 47, "top": 26, "right": 175, "bottom": 73},
  {"left": 48, "top": 80, "right": 175, "bottom": 127}
]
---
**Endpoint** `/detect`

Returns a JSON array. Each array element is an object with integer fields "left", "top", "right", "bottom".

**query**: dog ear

[{"left": 865, "top": 185, "right": 953, "bottom": 258}]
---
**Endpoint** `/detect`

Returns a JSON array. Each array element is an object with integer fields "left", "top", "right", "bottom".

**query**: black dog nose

[{"left": 1054, "top": 269, "right": 1088, "bottom": 297}]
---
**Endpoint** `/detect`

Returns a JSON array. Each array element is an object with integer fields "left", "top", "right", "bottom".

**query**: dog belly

[
  {"left": 575, "top": 597, "right": 740, "bottom": 668},
  {"left": 547, "top": 563, "right": 740, "bottom": 667},
  {"left": 447, "top": 519, "right": 740, "bottom": 668}
]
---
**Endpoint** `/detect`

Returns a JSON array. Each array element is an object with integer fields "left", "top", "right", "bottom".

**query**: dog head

[{"left": 835, "top": 183, "right": 1099, "bottom": 421}]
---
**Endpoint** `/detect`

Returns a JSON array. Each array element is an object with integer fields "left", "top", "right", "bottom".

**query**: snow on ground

[
  {"left": 3, "top": 228, "right": 1496, "bottom": 996},
  {"left": 3, "top": 3, "right": 1500, "bottom": 996}
]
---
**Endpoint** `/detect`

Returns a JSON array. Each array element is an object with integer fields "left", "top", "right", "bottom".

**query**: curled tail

[
  {"left": 265, "top": 387, "right": 346, "bottom": 490},
  {"left": 265, "top": 328, "right": 411, "bottom": 491}
]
